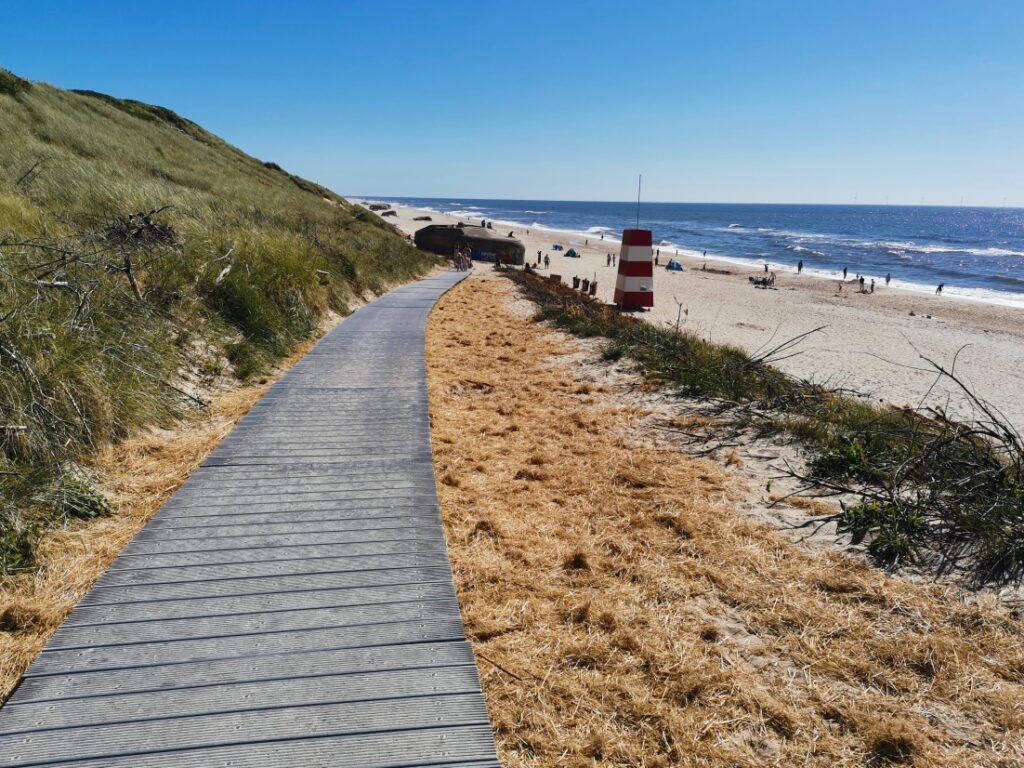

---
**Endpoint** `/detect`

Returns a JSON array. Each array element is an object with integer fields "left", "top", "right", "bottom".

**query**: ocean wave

[
  {"left": 988, "top": 273, "right": 1024, "bottom": 288},
  {"left": 978, "top": 247, "right": 1024, "bottom": 257},
  {"left": 870, "top": 240, "right": 1024, "bottom": 258},
  {"left": 758, "top": 229, "right": 1024, "bottom": 260},
  {"left": 925, "top": 285, "right": 1024, "bottom": 309},
  {"left": 785, "top": 245, "right": 826, "bottom": 257}
]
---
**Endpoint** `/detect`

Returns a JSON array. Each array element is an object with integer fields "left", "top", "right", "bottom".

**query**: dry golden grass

[
  {"left": 426, "top": 273, "right": 1023, "bottom": 768},
  {"left": 0, "top": 334, "right": 324, "bottom": 703}
]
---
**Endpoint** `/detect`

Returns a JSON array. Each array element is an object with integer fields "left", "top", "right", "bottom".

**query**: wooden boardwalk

[{"left": 0, "top": 272, "right": 499, "bottom": 767}]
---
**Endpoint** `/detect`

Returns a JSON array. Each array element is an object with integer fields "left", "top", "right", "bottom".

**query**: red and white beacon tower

[{"left": 613, "top": 229, "right": 654, "bottom": 309}]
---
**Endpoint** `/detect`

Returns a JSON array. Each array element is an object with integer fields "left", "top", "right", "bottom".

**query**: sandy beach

[{"left": 371, "top": 202, "right": 1024, "bottom": 431}]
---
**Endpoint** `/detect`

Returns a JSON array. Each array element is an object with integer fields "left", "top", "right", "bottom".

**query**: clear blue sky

[{"left": 3, "top": 1, "right": 1022, "bottom": 205}]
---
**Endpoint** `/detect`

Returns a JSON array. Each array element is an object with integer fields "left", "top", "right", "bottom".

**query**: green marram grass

[{"left": 0, "top": 69, "right": 437, "bottom": 571}]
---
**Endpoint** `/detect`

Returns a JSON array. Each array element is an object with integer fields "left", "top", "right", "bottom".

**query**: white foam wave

[
  {"left": 735, "top": 228, "right": 1024, "bottom": 260},
  {"left": 785, "top": 245, "right": 826, "bottom": 257},
  {"left": 870, "top": 240, "right": 1024, "bottom": 258}
]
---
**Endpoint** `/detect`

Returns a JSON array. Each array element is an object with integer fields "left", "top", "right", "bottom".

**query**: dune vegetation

[
  {"left": 507, "top": 269, "right": 1024, "bottom": 587},
  {"left": 428, "top": 273, "right": 1023, "bottom": 768},
  {"left": 0, "top": 68, "right": 435, "bottom": 573}
]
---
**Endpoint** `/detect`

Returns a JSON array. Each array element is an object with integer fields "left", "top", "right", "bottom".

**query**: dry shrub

[
  {"left": 653, "top": 512, "right": 694, "bottom": 538},
  {"left": 563, "top": 551, "right": 591, "bottom": 571},
  {"left": 426, "top": 273, "right": 1024, "bottom": 767},
  {"left": 470, "top": 519, "right": 502, "bottom": 540},
  {"left": 776, "top": 494, "right": 836, "bottom": 516},
  {"left": 514, "top": 467, "right": 549, "bottom": 482},
  {"left": 864, "top": 721, "right": 922, "bottom": 765}
]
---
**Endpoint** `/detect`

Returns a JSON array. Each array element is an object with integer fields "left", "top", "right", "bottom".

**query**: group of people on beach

[
  {"left": 834, "top": 267, "right": 896, "bottom": 294},
  {"left": 453, "top": 245, "right": 473, "bottom": 271}
]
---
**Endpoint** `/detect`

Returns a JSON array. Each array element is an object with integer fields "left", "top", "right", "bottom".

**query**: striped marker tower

[{"left": 613, "top": 228, "right": 654, "bottom": 309}]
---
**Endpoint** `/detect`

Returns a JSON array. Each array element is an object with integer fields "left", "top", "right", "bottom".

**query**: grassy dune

[{"left": 0, "top": 68, "right": 435, "bottom": 571}]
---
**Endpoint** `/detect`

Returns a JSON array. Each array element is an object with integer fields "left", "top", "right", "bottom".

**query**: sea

[{"left": 375, "top": 198, "right": 1024, "bottom": 308}]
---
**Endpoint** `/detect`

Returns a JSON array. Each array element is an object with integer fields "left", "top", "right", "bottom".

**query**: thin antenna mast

[{"left": 636, "top": 174, "right": 642, "bottom": 228}]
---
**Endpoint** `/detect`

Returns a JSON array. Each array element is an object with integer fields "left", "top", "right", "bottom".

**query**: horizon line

[{"left": 349, "top": 195, "right": 1022, "bottom": 211}]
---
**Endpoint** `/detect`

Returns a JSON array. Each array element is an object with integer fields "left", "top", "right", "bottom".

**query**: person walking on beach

[
  {"left": 886, "top": 272, "right": 892, "bottom": 286},
  {"left": 843, "top": 266, "right": 848, "bottom": 280},
  {"left": 544, "top": 254, "right": 550, "bottom": 269},
  {"left": 606, "top": 253, "right": 611, "bottom": 267},
  {"left": 655, "top": 254, "right": 659, "bottom": 266},
  {"left": 797, "top": 260, "right": 803, "bottom": 273},
  {"left": 936, "top": 283, "right": 944, "bottom": 295},
  {"left": 870, "top": 278, "right": 875, "bottom": 293},
  {"left": 859, "top": 275, "right": 865, "bottom": 292},
  {"left": 764, "top": 263, "right": 769, "bottom": 273},
  {"left": 612, "top": 254, "right": 617, "bottom": 267}
]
